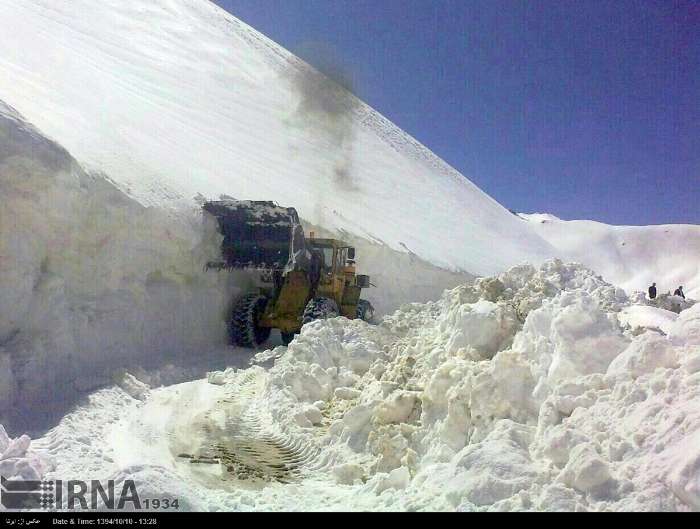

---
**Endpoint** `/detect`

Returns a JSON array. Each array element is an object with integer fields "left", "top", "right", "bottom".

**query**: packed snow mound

[
  {"left": 650, "top": 293, "right": 695, "bottom": 314},
  {"left": 40, "top": 259, "right": 700, "bottom": 510},
  {"left": 212, "top": 260, "right": 698, "bottom": 510},
  {"left": 520, "top": 214, "right": 700, "bottom": 300},
  {"left": 0, "top": 0, "right": 556, "bottom": 277},
  {"left": 618, "top": 305, "right": 679, "bottom": 335}
]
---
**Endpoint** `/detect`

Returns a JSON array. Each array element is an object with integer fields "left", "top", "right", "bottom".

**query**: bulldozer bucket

[{"left": 203, "top": 200, "right": 306, "bottom": 270}]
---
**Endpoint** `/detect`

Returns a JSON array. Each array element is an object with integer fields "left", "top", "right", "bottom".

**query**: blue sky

[{"left": 214, "top": 0, "right": 699, "bottom": 225}]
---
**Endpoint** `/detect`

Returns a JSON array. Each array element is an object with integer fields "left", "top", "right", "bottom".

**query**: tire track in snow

[{"left": 181, "top": 371, "right": 324, "bottom": 485}]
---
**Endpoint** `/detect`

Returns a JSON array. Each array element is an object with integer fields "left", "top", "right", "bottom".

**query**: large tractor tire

[
  {"left": 281, "top": 332, "right": 296, "bottom": 346},
  {"left": 229, "top": 294, "right": 271, "bottom": 347},
  {"left": 356, "top": 299, "right": 375, "bottom": 322},
  {"left": 302, "top": 297, "right": 339, "bottom": 325}
]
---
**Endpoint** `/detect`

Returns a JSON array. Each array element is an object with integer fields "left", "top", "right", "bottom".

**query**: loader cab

[
  {"left": 307, "top": 238, "right": 354, "bottom": 275},
  {"left": 305, "top": 238, "right": 366, "bottom": 319}
]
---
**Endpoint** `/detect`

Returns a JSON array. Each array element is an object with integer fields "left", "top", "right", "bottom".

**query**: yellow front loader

[{"left": 203, "top": 200, "right": 374, "bottom": 347}]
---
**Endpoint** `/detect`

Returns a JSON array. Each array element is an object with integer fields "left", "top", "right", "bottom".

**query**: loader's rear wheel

[
  {"left": 281, "top": 332, "right": 295, "bottom": 346},
  {"left": 302, "top": 297, "right": 339, "bottom": 325},
  {"left": 356, "top": 299, "right": 375, "bottom": 322},
  {"left": 229, "top": 294, "right": 271, "bottom": 348}
]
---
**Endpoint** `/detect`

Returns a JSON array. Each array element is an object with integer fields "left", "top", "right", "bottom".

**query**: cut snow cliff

[
  {"left": 0, "top": 100, "right": 239, "bottom": 427},
  {"left": 0, "top": 0, "right": 555, "bottom": 275}
]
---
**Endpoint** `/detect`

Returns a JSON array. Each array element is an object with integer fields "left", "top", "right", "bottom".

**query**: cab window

[
  {"left": 321, "top": 247, "right": 334, "bottom": 271},
  {"left": 336, "top": 248, "right": 346, "bottom": 271}
]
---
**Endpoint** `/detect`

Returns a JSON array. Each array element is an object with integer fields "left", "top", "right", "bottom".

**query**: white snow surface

[
  {"left": 0, "top": 99, "right": 253, "bottom": 428},
  {"left": 14, "top": 260, "right": 700, "bottom": 511},
  {"left": 519, "top": 214, "right": 700, "bottom": 299},
  {"left": 618, "top": 305, "right": 679, "bottom": 335},
  {"left": 0, "top": 0, "right": 556, "bottom": 276},
  {"left": 0, "top": 0, "right": 699, "bottom": 513}
]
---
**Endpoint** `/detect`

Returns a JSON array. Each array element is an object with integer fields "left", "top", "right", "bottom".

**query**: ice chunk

[
  {"left": 0, "top": 434, "right": 30, "bottom": 460},
  {"left": 607, "top": 333, "right": 678, "bottom": 379},
  {"left": 559, "top": 443, "right": 612, "bottom": 493}
]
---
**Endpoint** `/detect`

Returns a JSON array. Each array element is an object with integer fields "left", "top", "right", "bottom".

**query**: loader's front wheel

[
  {"left": 281, "top": 332, "right": 296, "bottom": 346},
  {"left": 356, "top": 299, "right": 375, "bottom": 322},
  {"left": 229, "top": 294, "right": 271, "bottom": 347},
  {"left": 302, "top": 297, "right": 339, "bottom": 325}
]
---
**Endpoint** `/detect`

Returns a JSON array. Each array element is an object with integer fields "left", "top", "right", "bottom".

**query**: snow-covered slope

[
  {"left": 519, "top": 214, "right": 700, "bottom": 299},
  {"left": 1, "top": 0, "right": 697, "bottom": 296},
  {"left": 2, "top": 0, "right": 700, "bottom": 513},
  {"left": 0, "top": 0, "right": 555, "bottom": 275}
]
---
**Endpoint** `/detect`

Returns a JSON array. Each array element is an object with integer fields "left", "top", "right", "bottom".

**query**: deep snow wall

[{"left": 0, "top": 101, "right": 241, "bottom": 429}]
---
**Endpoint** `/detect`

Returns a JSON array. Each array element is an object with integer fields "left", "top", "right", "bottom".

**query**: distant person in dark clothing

[
  {"left": 648, "top": 283, "right": 657, "bottom": 300},
  {"left": 674, "top": 286, "right": 685, "bottom": 299}
]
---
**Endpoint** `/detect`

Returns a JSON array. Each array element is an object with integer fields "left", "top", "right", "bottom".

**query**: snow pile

[
  {"left": 27, "top": 259, "right": 700, "bottom": 511},
  {"left": 650, "top": 294, "right": 695, "bottom": 315},
  {"left": 187, "top": 259, "right": 699, "bottom": 510},
  {"left": 618, "top": 305, "right": 679, "bottom": 336}
]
